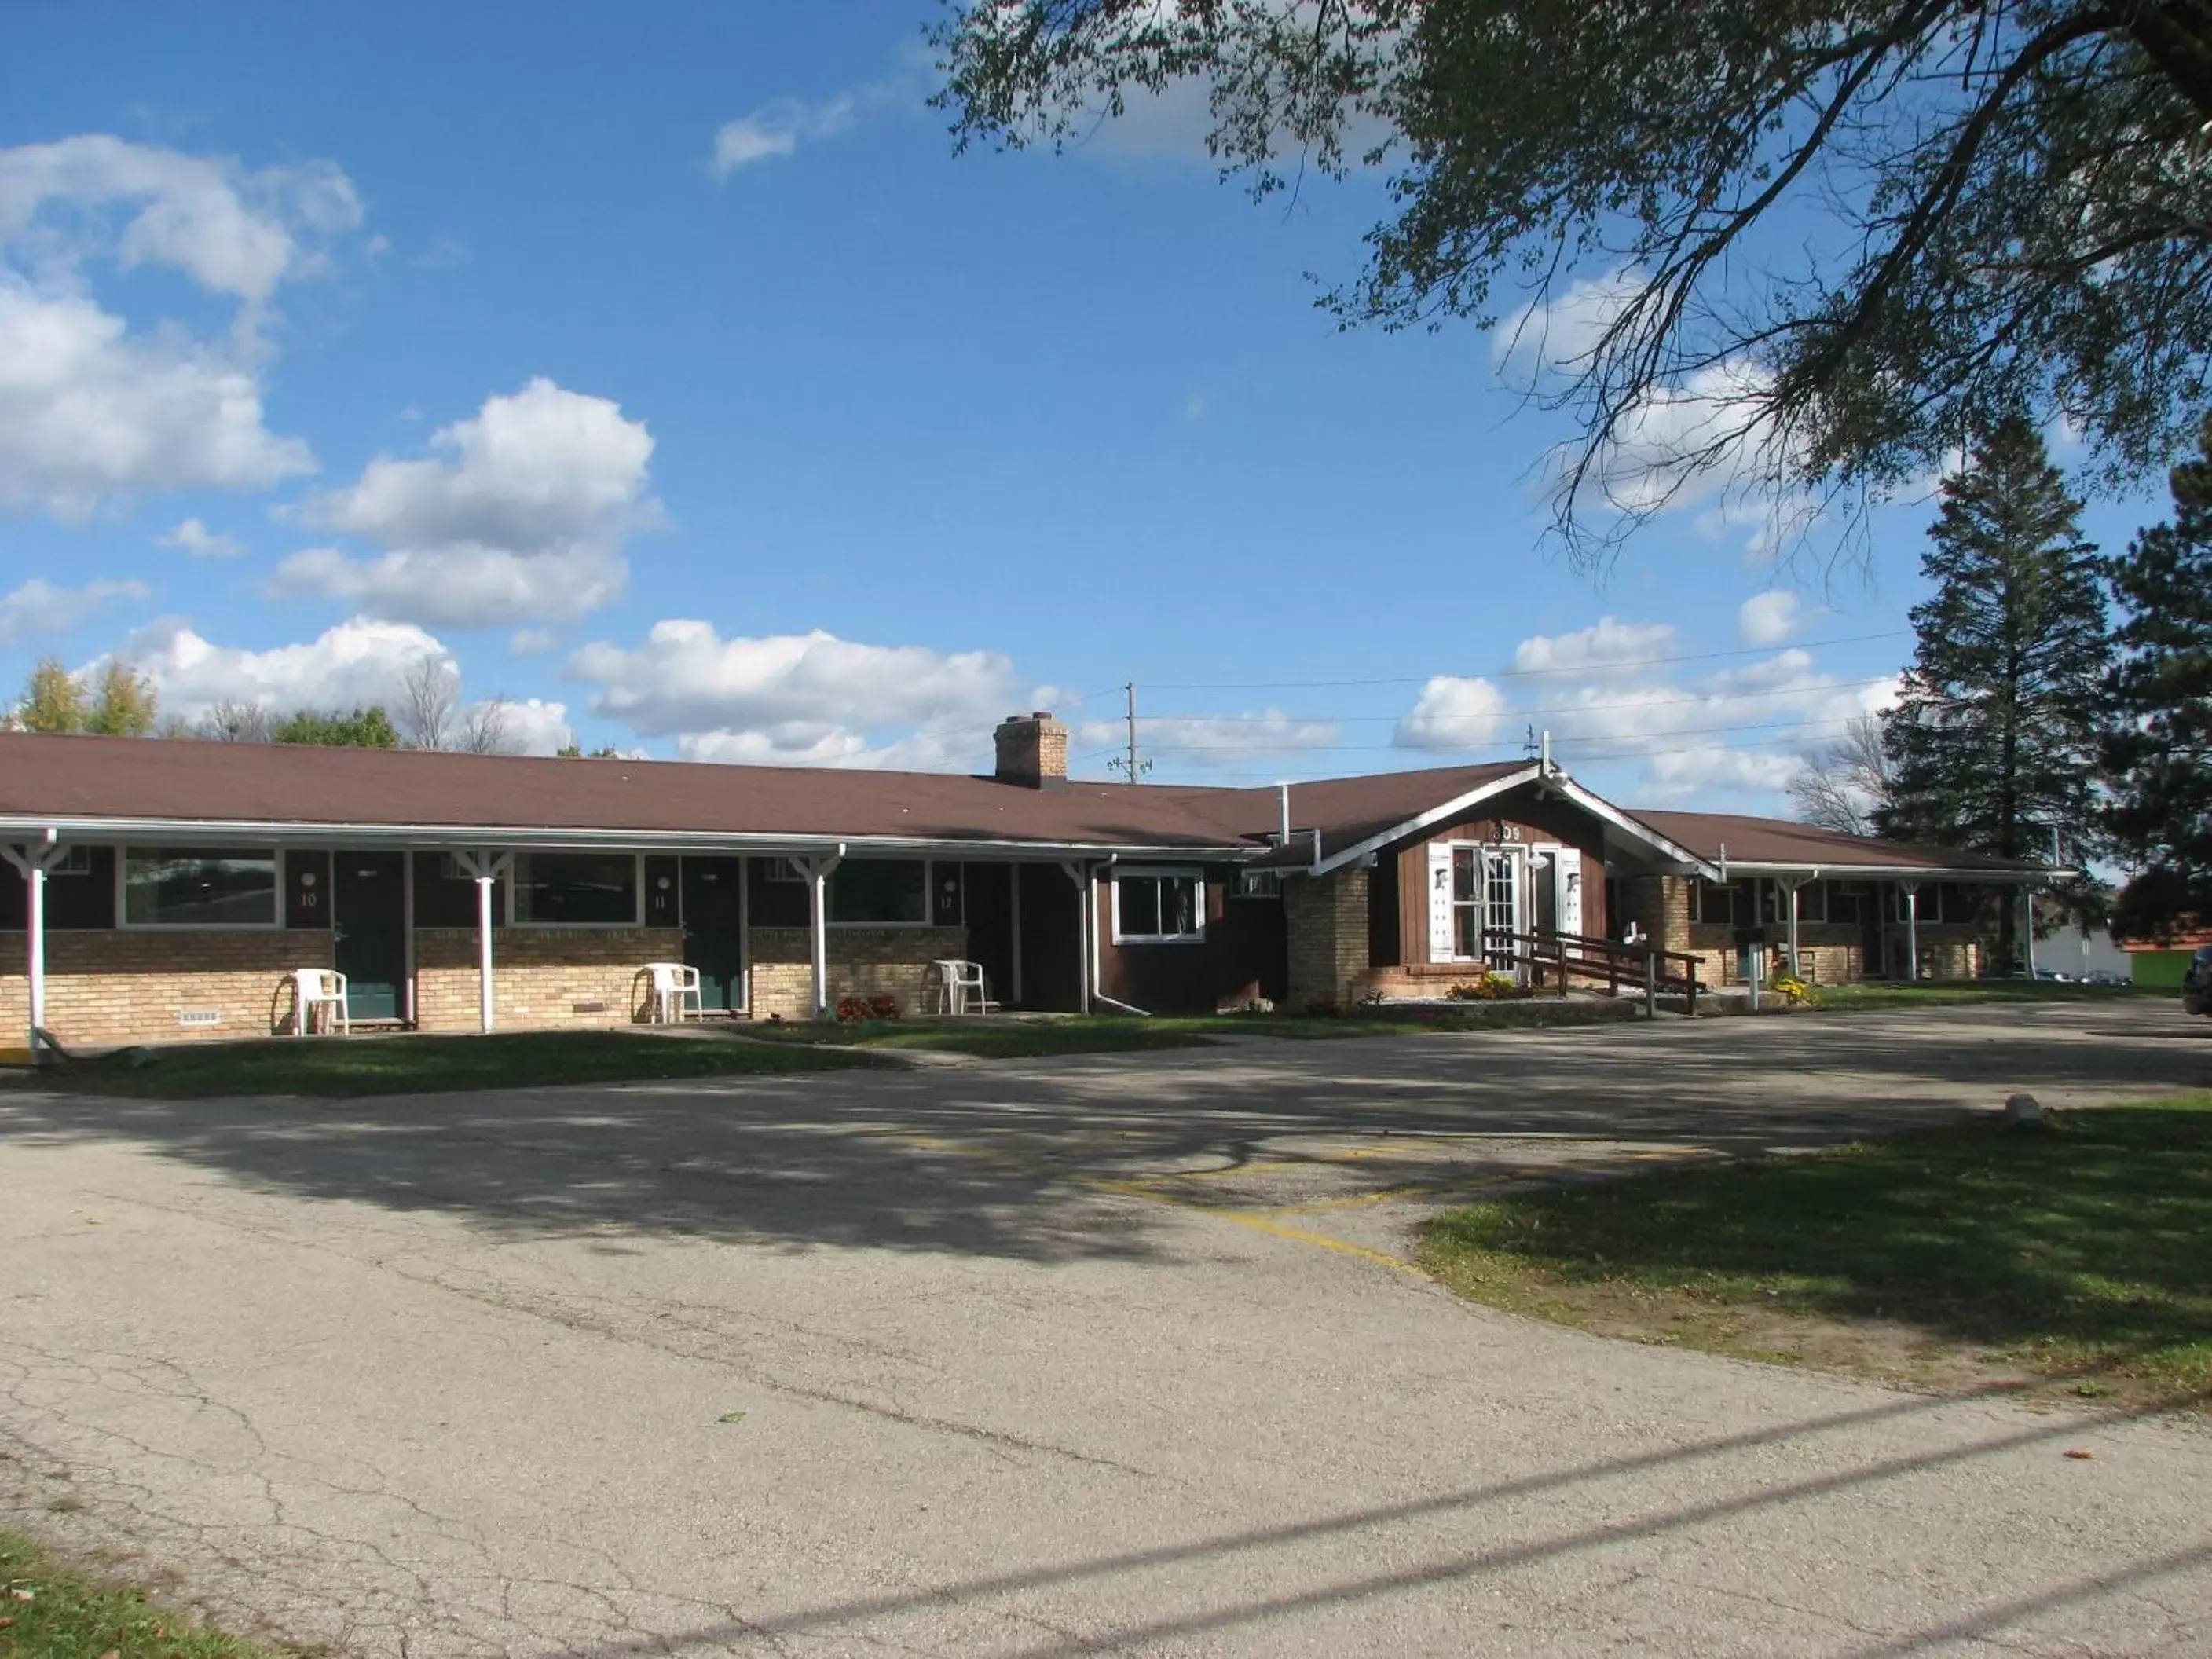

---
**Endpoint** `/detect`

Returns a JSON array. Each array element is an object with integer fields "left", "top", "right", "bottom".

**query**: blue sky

[{"left": 0, "top": 3, "right": 2170, "bottom": 810}]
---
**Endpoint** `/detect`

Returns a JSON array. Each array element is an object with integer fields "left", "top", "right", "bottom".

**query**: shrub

[
  {"left": 1446, "top": 972, "right": 1531, "bottom": 1001},
  {"left": 1771, "top": 973, "right": 1813, "bottom": 1006},
  {"left": 834, "top": 994, "right": 903, "bottom": 1024}
]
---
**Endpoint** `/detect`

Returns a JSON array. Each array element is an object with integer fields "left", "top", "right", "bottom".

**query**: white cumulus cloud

[
  {"left": 0, "top": 134, "right": 361, "bottom": 305},
  {"left": 156, "top": 516, "right": 244, "bottom": 558},
  {"left": 123, "top": 615, "right": 451, "bottom": 720},
  {"left": 273, "top": 378, "right": 656, "bottom": 628},
  {"left": 0, "top": 135, "right": 356, "bottom": 518},
  {"left": 1510, "top": 617, "right": 1678, "bottom": 677},
  {"left": 0, "top": 279, "right": 315, "bottom": 516},
  {"left": 1382, "top": 613, "right": 1899, "bottom": 809},
  {"left": 1737, "top": 589, "right": 1809, "bottom": 646},
  {"left": 0, "top": 577, "right": 150, "bottom": 646},
  {"left": 572, "top": 621, "right": 1016, "bottom": 741},
  {"left": 1393, "top": 677, "right": 1511, "bottom": 752},
  {"left": 474, "top": 695, "right": 573, "bottom": 756}
]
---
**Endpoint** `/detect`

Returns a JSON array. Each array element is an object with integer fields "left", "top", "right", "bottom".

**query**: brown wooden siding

[
  {"left": 1093, "top": 865, "right": 1284, "bottom": 1014},
  {"left": 1382, "top": 784, "right": 1617, "bottom": 968}
]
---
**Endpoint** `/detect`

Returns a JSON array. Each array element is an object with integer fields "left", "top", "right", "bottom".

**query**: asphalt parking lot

[{"left": 3, "top": 1002, "right": 2209, "bottom": 1655}]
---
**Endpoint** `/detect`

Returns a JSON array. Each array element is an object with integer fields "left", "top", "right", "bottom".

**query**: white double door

[{"left": 1426, "top": 841, "right": 1583, "bottom": 972}]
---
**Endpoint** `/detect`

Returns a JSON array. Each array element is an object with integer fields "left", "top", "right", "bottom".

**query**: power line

[
  {"left": 1133, "top": 675, "right": 1898, "bottom": 725},
  {"left": 1138, "top": 631, "right": 1909, "bottom": 690},
  {"left": 1141, "top": 713, "right": 1868, "bottom": 754},
  {"left": 1173, "top": 723, "right": 1864, "bottom": 784}
]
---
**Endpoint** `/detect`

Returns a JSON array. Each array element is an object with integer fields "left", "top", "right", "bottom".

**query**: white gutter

[
  {"left": 0, "top": 816, "right": 1258, "bottom": 864},
  {"left": 1716, "top": 862, "right": 2052, "bottom": 884}
]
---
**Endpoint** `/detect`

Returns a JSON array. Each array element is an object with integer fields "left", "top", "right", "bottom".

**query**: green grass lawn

[
  {"left": 2, "top": 1030, "right": 884, "bottom": 1099},
  {"left": 1420, "top": 1095, "right": 2212, "bottom": 1405},
  {"left": 1805, "top": 980, "right": 2165, "bottom": 1011},
  {"left": 0, "top": 1529, "right": 285, "bottom": 1659}
]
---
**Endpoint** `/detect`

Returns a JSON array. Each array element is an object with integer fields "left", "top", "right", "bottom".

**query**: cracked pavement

[{"left": 3, "top": 1002, "right": 2210, "bottom": 1655}]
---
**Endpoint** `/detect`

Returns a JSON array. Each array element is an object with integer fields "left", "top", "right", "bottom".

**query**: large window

[
  {"left": 1691, "top": 879, "right": 1749, "bottom": 927},
  {"left": 1114, "top": 871, "right": 1204, "bottom": 943},
  {"left": 828, "top": 858, "right": 928, "bottom": 925},
  {"left": 123, "top": 848, "right": 279, "bottom": 928},
  {"left": 511, "top": 853, "right": 640, "bottom": 925}
]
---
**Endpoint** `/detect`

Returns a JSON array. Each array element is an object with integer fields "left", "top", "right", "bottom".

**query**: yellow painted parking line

[
  {"left": 1082, "top": 1177, "right": 1419, "bottom": 1274},
  {"left": 1240, "top": 1169, "right": 1561, "bottom": 1218},
  {"left": 859, "top": 1124, "right": 1714, "bottom": 1280}
]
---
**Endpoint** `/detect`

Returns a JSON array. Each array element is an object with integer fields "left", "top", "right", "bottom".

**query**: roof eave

[{"left": 0, "top": 815, "right": 1265, "bottom": 863}]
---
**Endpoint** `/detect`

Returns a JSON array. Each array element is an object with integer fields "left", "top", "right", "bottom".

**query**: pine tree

[
  {"left": 1877, "top": 415, "right": 2111, "bottom": 971},
  {"left": 2103, "top": 414, "right": 2212, "bottom": 941}
]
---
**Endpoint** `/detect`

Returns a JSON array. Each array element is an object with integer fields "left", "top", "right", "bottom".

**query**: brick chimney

[{"left": 993, "top": 711, "right": 1068, "bottom": 789}]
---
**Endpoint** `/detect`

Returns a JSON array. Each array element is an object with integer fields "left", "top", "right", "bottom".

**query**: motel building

[{"left": 0, "top": 716, "right": 2055, "bottom": 1054}]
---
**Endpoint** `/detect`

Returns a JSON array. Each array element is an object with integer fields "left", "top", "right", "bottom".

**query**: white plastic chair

[
  {"left": 292, "top": 968, "right": 350, "bottom": 1037},
  {"left": 946, "top": 960, "right": 1001, "bottom": 1016},
  {"left": 930, "top": 958, "right": 965, "bottom": 1014},
  {"left": 643, "top": 962, "right": 704, "bottom": 1024}
]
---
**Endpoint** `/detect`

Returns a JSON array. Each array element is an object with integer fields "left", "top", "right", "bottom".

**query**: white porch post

[
  {"left": 1060, "top": 860, "right": 1093, "bottom": 1015},
  {"left": 2022, "top": 887, "right": 2037, "bottom": 981},
  {"left": 2, "top": 835, "right": 68, "bottom": 1057},
  {"left": 1776, "top": 871, "right": 1811, "bottom": 978},
  {"left": 455, "top": 851, "right": 512, "bottom": 1033},
  {"left": 796, "top": 848, "right": 844, "bottom": 1020},
  {"left": 1901, "top": 881, "right": 1921, "bottom": 983}
]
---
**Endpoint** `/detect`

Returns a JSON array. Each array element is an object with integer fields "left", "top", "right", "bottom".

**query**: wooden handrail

[{"left": 1480, "top": 928, "right": 1702, "bottom": 1014}]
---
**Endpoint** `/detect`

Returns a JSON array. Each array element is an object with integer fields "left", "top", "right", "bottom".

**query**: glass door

[
  {"left": 1449, "top": 845, "right": 1523, "bottom": 968},
  {"left": 1484, "top": 848, "right": 1522, "bottom": 972}
]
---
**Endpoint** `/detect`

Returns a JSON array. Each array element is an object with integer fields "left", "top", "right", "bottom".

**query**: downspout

[{"left": 1087, "top": 852, "right": 1148, "bottom": 1016}]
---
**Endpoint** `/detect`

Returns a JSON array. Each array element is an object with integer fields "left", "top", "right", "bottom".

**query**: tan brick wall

[
  {"left": 1687, "top": 921, "right": 1981, "bottom": 986},
  {"left": 1285, "top": 868, "right": 1370, "bottom": 1013},
  {"left": 412, "top": 927, "right": 684, "bottom": 1031},
  {"left": 1617, "top": 874, "right": 1692, "bottom": 954},
  {"left": 0, "top": 929, "right": 334, "bottom": 1046},
  {"left": 746, "top": 926, "right": 968, "bottom": 1021}
]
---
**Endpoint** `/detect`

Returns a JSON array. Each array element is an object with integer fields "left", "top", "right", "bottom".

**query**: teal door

[
  {"left": 682, "top": 857, "right": 746, "bottom": 1012},
  {"left": 333, "top": 852, "right": 408, "bottom": 1021}
]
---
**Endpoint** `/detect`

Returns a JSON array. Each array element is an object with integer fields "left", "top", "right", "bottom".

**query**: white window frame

[
  {"left": 826, "top": 856, "right": 939, "bottom": 929},
  {"left": 1111, "top": 867, "right": 1207, "bottom": 946},
  {"left": 760, "top": 856, "right": 807, "bottom": 884},
  {"left": 506, "top": 851, "right": 646, "bottom": 928},
  {"left": 116, "top": 846, "right": 287, "bottom": 932},
  {"left": 50, "top": 845, "right": 93, "bottom": 876}
]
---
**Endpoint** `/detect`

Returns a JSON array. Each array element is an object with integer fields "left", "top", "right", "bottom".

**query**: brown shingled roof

[
  {"left": 0, "top": 733, "right": 1543, "bottom": 859},
  {"left": 1629, "top": 809, "right": 2050, "bottom": 874},
  {"left": 0, "top": 732, "right": 1258, "bottom": 850}
]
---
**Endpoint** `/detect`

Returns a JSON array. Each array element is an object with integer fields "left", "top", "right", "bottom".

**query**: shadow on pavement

[
  {"left": 0, "top": 1002, "right": 2203, "bottom": 1265},
  {"left": 566, "top": 1383, "right": 2204, "bottom": 1656}
]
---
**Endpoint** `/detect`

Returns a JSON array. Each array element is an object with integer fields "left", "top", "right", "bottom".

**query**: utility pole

[{"left": 1108, "top": 680, "right": 1151, "bottom": 784}]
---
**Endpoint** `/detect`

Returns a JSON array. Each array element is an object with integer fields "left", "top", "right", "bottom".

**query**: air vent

[{"left": 176, "top": 1009, "right": 222, "bottom": 1028}]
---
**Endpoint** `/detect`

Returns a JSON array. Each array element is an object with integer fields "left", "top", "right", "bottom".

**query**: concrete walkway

[{"left": 2, "top": 1002, "right": 2208, "bottom": 1655}]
